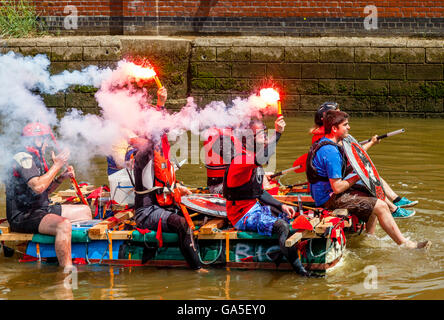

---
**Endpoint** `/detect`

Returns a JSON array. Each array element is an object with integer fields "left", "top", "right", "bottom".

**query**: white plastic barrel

[{"left": 108, "top": 168, "right": 135, "bottom": 205}]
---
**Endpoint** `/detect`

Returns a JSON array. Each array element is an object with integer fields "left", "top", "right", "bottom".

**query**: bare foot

[
  {"left": 416, "top": 240, "right": 432, "bottom": 249},
  {"left": 402, "top": 240, "right": 432, "bottom": 249},
  {"left": 196, "top": 267, "right": 209, "bottom": 274}
]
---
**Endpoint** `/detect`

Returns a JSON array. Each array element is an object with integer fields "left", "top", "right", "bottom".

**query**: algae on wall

[{"left": 2, "top": 36, "right": 444, "bottom": 118}]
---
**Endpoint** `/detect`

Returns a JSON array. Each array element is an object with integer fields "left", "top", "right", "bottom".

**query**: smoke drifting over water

[{"left": 0, "top": 51, "right": 276, "bottom": 181}]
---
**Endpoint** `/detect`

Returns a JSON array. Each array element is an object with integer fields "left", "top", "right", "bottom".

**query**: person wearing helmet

[
  {"left": 203, "top": 127, "right": 243, "bottom": 194},
  {"left": 5, "top": 122, "right": 92, "bottom": 268},
  {"left": 223, "top": 116, "right": 318, "bottom": 277},
  {"left": 310, "top": 102, "right": 417, "bottom": 218},
  {"left": 306, "top": 110, "right": 430, "bottom": 249}
]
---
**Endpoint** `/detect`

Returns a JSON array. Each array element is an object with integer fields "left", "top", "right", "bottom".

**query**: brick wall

[
  {"left": 16, "top": 1, "right": 444, "bottom": 36},
  {"left": 1, "top": 36, "right": 443, "bottom": 118}
]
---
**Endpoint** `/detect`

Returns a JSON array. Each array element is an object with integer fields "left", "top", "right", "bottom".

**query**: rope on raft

[{"left": 197, "top": 239, "right": 224, "bottom": 265}]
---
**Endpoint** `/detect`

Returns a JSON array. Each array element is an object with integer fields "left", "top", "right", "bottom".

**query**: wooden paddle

[
  {"left": 52, "top": 141, "right": 89, "bottom": 206},
  {"left": 359, "top": 128, "right": 405, "bottom": 145},
  {"left": 290, "top": 129, "right": 405, "bottom": 172}
]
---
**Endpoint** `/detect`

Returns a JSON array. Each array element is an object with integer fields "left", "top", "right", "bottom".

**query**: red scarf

[{"left": 25, "top": 146, "right": 49, "bottom": 172}]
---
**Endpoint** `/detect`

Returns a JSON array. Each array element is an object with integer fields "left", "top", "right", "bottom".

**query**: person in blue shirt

[
  {"left": 311, "top": 102, "right": 417, "bottom": 218},
  {"left": 306, "top": 110, "right": 430, "bottom": 250}
]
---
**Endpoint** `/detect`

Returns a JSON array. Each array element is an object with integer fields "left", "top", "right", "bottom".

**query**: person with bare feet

[
  {"left": 306, "top": 110, "right": 431, "bottom": 249},
  {"left": 5, "top": 122, "right": 92, "bottom": 268},
  {"left": 311, "top": 102, "right": 418, "bottom": 219}
]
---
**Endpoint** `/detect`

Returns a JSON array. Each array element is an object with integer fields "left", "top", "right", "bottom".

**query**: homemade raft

[{"left": 0, "top": 184, "right": 362, "bottom": 273}]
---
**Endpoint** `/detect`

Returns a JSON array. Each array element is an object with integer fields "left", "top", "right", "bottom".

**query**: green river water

[{"left": 0, "top": 115, "right": 443, "bottom": 300}]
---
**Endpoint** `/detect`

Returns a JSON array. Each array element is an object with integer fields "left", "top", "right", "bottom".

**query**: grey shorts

[
  {"left": 135, "top": 205, "right": 176, "bottom": 233},
  {"left": 323, "top": 188, "right": 377, "bottom": 223}
]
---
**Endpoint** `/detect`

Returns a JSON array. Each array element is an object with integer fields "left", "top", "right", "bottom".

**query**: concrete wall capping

[{"left": 369, "top": 38, "right": 407, "bottom": 48}]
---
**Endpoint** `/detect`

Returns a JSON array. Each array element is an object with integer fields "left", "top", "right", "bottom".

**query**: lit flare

[
  {"left": 127, "top": 62, "right": 157, "bottom": 80},
  {"left": 259, "top": 88, "right": 282, "bottom": 116},
  {"left": 126, "top": 62, "right": 163, "bottom": 88}
]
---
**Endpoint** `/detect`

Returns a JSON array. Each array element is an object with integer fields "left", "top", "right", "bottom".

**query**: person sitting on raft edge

[
  {"left": 5, "top": 122, "right": 92, "bottom": 269},
  {"left": 306, "top": 110, "right": 431, "bottom": 249},
  {"left": 132, "top": 105, "right": 207, "bottom": 273},
  {"left": 310, "top": 102, "right": 418, "bottom": 219},
  {"left": 223, "top": 116, "right": 319, "bottom": 277}
]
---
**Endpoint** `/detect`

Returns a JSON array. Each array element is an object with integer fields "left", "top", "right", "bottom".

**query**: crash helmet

[{"left": 314, "top": 102, "right": 339, "bottom": 126}]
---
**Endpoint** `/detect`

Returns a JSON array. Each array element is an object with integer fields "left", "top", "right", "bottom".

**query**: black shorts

[{"left": 9, "top": 204, "right": 63, "bottom": 234}]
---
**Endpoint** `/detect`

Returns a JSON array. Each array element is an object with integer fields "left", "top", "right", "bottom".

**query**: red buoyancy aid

[
  {"left": 25, "top": 146, "right": 49, "bottom": 172},
  {"left": 203, "top": 128, "right": 243, "bottom": 178},
  {"left": 311, "top": 126, "right": 325, "bottom": 144},
  {"left": 153, "top": 134, "right": 180, "bottom": 207}
]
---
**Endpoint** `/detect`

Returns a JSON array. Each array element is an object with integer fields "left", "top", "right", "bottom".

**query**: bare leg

[
  {"left": 381, "top": 178, "right": 398, "bottom": 202},
  {"left": 384, "top": 197, "right": 398, "bottom": 213},
  {"left": 366, "top": 214, "right": 378, "bottom": 234},
  {"left": 61, "top": 205, "right": 92, "bottom": 222},
  {"left": 38, "top": 214, "right": 72, "bottom": 267},
  {"left": 371, "top": 200, "right": 407, "bottom": 245},
  {"left": 371, "top": 199, "right": 429, "bottom": 248}
]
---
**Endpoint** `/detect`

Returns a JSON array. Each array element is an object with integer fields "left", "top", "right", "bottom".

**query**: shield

[
  {"left": 181, "top": 194, "right": 227, "bottom": 218},
  {"left": 342, "top": 135, "right": 386, "bottom": 200}
]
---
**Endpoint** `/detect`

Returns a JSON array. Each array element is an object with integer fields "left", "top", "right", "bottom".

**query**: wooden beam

[
  {"left": 285, "top": 232, "right": 303, "bottom": 247},
  {"left": 197, "top": 231, "right": 238, "bottom": 240},
  {"left": 57, "top": 189, "right": 109, "bottom": 198},
  {"left": 88, "top": 230, "right": 133, "bottom": 241},
  {"left": 199, "top": 218, "right": 227, "bottom": 235},
  {"left": 0, "top": 221, "right": 10, "bottom": 234},
  {"left": 88, "top": 224, "right": 108, "bottom": 238},
  {"left": 309, "top": 217, "right": 320, "bottom": 228},
  {"left": 108, "top": 210, "right": 134, "bottom": 229},
  {"left": 0, "top": 233, "right": 34, "bottom": 241}
]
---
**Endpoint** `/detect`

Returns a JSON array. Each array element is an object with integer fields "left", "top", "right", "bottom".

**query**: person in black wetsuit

[
  {"left": 5, "top": 122, "right": 92, "bottom": 268},
  {"left": 132, "top": 114, "right": 206, "bottom": 272}
]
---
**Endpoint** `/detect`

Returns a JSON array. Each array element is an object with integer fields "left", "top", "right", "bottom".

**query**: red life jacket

[
  {"left": 25, "top": 146, "right": 49, "bottom": 172},
  {"left": 153, "top": 134, "right": 181, "bottom": 207},
  {"left": 311, "top": 126, "right": 325, "bottom": 144},
  {"left": 203, "top": 128, "right": 242, "bottom": 178}
]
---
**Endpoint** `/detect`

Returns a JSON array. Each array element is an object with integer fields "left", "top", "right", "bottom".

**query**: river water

[{"left": 0, "top": 115, "right": 443, "bottom": 300}]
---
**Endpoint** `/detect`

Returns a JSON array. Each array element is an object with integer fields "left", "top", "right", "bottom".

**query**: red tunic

[{"left": 225, "top": 152, "right": 259, "bottom": 226}]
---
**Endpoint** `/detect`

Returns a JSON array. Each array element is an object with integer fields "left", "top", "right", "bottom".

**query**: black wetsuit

[
  {"left": 5, "top": 149, "right": 61, "bottom": 234},
  {"left": 133, "top": 142, "right": 202, "bottom": 270}
]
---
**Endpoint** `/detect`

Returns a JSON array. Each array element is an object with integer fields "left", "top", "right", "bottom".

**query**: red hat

[{"left": 22, "top": 122, "right": 53, "bottom": 137}]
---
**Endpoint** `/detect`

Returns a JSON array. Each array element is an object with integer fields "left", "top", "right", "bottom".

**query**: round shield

[
  {"left": 181, "top": 194, "right": 227, "bottom": 218},
  {"left": 342, "top": 135, "right": 386, "bottom": 200}
]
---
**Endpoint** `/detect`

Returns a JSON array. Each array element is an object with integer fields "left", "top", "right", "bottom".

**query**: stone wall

[{"left": 1, "top": 36, "right": 443, "bottom": 118}]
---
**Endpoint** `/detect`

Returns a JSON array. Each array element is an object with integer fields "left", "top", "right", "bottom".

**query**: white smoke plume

[{"left": 0, "top": 51, "right": 277, "bottom": 182}]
